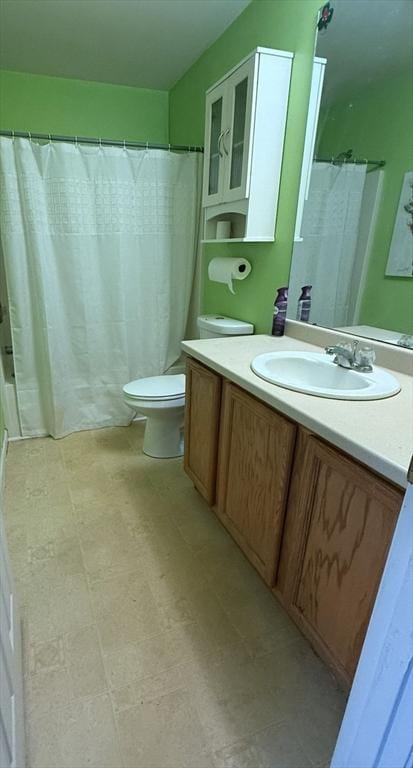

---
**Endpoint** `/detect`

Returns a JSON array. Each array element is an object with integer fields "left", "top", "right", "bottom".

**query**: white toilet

[{"left": 123, "top": 314, "right": 254, "bottom": 458}]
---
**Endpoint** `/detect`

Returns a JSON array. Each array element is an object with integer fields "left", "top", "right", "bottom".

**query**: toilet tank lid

[{"left": 197, "top": 315, "right": 254, "bottom": 336}]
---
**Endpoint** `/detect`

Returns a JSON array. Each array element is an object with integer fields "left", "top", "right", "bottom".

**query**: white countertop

[
  {"left": 182, "top": 333, "right": 413, "bottom": 488},
  {"left": 338, "top": 325, "right": 410, "bottom": 346}
]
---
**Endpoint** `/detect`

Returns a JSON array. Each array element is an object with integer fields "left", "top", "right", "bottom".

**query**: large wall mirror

[{"left": 287, "top": 0, "right": 413, "bottom": 347}]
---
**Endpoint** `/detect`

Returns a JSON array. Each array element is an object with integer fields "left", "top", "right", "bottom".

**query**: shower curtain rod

[
  {"left": 0, "top": 129, "right": 204, "bottom": 153},
  {"left": 314, "top": 156, "right": 385, "bottom": 171}
]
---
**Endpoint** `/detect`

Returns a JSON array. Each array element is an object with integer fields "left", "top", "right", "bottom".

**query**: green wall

[
  {"left": 0, "top": 69, "right": 169, "bottom": 143},
  {"left": 169, "top": 0, "right": 320, "bottom": 333},
  {"left": 318, "top": 71, "right": 413, "bottom": 334}
]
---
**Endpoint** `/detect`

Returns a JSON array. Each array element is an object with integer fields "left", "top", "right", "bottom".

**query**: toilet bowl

[
  {"left": 123, "top": 375, "right": 185, "bottom": 458},
  {"left": 124, "top": 315, "right": 254, "bottom": 459}
]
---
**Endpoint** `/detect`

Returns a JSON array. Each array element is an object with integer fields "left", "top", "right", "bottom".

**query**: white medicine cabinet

[
  {"left": 202, "top": 47, "right": 293, "bottom": 243},
  {"left": 294, "top": 56, "right": 326, "bottom": 242}
]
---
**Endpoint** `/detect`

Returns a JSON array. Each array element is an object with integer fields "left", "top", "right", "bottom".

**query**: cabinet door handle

[
  {"left": 222, "top": 128, "right": 230, "bottom": 156},
  {"left": 217, "top": 131, "right": 224, "bottom": 158}
]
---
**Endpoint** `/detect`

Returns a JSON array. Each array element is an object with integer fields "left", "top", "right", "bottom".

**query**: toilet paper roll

[
  {"left": 208, "top": 257, "right": 252, "bottom": 295},
  {"left": 216, "top": 220, "right": 232, "bottom": 239}
]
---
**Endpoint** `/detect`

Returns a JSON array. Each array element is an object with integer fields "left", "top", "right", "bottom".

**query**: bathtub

[
  {"left": 0, "top": 351, "right": 21, "bottom": 439},
  {"left": 0, "top": 354, "right": 186, "bottom": 440}
]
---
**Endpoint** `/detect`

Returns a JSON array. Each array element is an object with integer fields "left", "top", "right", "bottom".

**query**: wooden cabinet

[
  {"left": 276, "top": 430, "right": 403, "bottom": 685},
  {"left": 184, "top": 358, "right": 221, "bottom": 505},
  {"left": 216, "top": 382, "right": 296, "bottom": 586},
  {"left": 183, "top": 357, "right": 403, "bottom": 684},
  {"left": 202, "top": 47, "right": 293, "bottom": 242}
]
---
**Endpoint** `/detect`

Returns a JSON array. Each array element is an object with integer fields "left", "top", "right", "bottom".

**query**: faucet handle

[
  {"left": 355, "top": 345, "right": 376, "bottom": 370},
  {"left": 398, "top": 334, "right": 413, "bottom": 349},
  {"left": 325, "top": 340, "right": 354, "bottom": 354}
]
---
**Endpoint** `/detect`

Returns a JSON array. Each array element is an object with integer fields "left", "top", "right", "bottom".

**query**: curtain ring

[
  {"left": 188, "top": 144, "right": 191, "bottom": 154},
  {"left": 75, "top": 136, "right": 78, "bottom": 147},
  {"left": 11, "top": 130, "right": 15, "bottom": 142},
  {"left": 146, "top": 141, "right": 149, "bottom": 152},
  {"left": 168, "top": 143, "right": 171, "bottom": 153},
  {"left": 99, "top": 137, "right": 102, "bottom": 149},
  {"left": 123, "top": 139, "right": 126, "bottom": 150},
  {"left": 28, "top": 131, "right": 32, "bottom": 143}
]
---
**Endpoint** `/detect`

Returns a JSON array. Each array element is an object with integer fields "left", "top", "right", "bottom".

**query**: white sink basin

[{"left": 251, "top": 351, "right": 400, "bottom": 400}]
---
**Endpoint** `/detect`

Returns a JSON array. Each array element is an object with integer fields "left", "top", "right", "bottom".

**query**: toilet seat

[
  {"left": 123, "top": 374, "right": 185, "bottom": 458},
  {"left": 123, "top": 374, "right": 185, "bottom": 401}
]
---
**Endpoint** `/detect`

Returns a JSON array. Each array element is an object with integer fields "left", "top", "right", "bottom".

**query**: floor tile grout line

[
  {"left": 5, "top": 429, "right": 344, "bottom": 768},
  {"left": 69, "top": 428, "right": 306, "bottom": 726},
  {"left": 63, "top": 431, "right": 130, "bottom": 768},
  {"left": 23, "top": 435, "right": 123, "bottom": 765},
  {"left": 81, "top": 531, "right": 127, "bottom": 768},
  {"left": 209, "top": 715, "right": 296, "bottom": 768},
  {"left": 70, "top": 434, "right": 251, "bottom": 762}
]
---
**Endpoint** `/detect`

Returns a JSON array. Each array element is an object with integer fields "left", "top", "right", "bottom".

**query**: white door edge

[{"left": 0, "top": 427, "right": 26, "bottom": 768}]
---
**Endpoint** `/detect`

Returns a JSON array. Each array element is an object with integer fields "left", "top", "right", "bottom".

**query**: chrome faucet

[{"left": 325, "top": 340, "right": 376, "bottom": 372}]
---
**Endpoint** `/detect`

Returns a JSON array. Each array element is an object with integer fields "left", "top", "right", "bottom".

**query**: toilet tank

[{"left": 197, "top": 314, "right": 254, "bottom": 339}]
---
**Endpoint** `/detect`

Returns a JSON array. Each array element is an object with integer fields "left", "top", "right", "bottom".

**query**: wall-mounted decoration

[
  {"left": 317, "top": 3, "right": 334, "bottom": 32},
  {"left": 386, "top": 171, "right": 413, "bottom": 277}
]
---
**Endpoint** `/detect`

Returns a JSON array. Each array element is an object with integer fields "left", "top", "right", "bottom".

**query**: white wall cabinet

[
  {"left": 202, "top": 47, "right": 293, "bottom": 243},
  {"left": 294, "top": 56, "right": 326, "bottom": 242}
]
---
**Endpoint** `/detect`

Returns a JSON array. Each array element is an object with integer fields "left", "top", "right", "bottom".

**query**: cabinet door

[
  {"left": 184, "top": 358, "right": 222, "bottom": 504},
  {"left": 277, "top": 430, "right": 403, "bottom": 685},
  {"left": 202, "top": 81, "right": 228, "bottom": 207},
  {"left": 222, "top": 56, "right": 257, "bottom": 203},
  {"left": 216, "top": 382, "right": 296, "bottom": 586}
]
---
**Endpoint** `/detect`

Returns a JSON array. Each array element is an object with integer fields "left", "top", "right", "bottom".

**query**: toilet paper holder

[{"left": 207, "top": 257, "right": 252, "bottom": 294}]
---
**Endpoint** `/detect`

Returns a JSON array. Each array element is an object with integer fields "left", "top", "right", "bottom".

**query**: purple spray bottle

[
  {"left": 296, "top": 285, "right": 312, "bottom": 323},
  {"left": 272, "top": 286, "right": 288, "bottom": 336}
]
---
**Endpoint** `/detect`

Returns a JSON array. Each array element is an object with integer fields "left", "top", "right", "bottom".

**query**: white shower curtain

[
  {"left": 0, "top": 137, "right": 202, "bottom": 437},
  {"left": 289, "top": 162, "right": 367, "bottom": 327}
]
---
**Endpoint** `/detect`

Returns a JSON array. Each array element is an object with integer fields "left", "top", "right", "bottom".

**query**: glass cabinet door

[
  {"left": 229, "top": 77, "right": 248, "bottom": 190},
  {"left": 208, "top": 96, "right": 223, "bottom": 196},
  {"left": 203, "top": 82, "right": 227, "bottom": 206},
  {"left": 224, "top": 57, "right": 256, "bottom": 202}
]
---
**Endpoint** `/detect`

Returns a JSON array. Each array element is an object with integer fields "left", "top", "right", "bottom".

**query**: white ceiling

[
  {"left": 317, "top": 0, "right": 413, "bottom": 103},
  {"left": 0, "top": 0, "right": 251, "bottom": 90}
]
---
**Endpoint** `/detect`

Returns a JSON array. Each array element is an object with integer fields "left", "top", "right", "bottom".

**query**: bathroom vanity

[{"left": 182, "top": 332, "right": 411, "bottom": 687}]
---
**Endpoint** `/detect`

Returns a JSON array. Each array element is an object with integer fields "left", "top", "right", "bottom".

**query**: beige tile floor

[{"left": 4, "top": 423, "right": 346, "bottom": 768}]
